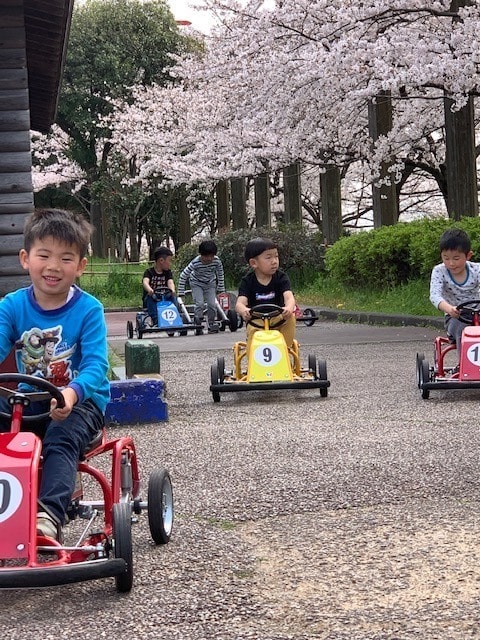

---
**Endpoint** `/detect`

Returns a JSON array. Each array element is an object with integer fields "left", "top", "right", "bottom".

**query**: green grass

[
  {"left": 79, "top": 259, "right": 441, "bottom": 317},
  {"left": 299, "top": 274, "right": 442, "bottom": 317}
]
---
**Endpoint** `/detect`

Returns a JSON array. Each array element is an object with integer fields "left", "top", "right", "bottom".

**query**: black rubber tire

[
  {"left": 126, "top": 320, "right": 134, "bottom": 339},
  {"left": 112, "top": 502, "right": 133, "bottom": 593},
  {"left": 211, "top": 364, "right": 221, "bottom": 402},
  {"left": 303, "top": 308, "right": 316, "bottom": 327},
  {"left": 219, "top": 321, "right": 227, "bottom": 332},
  {"left": 416, "top": 352, "right": 425, "bottom": 388},
  {"left": 421, "top": 359, "right": 430, "bottom": 399},
  {"left": 318, "top": 359, "right": 328, "bottom": 398},
  {"left": 147, "top": 468, "right": 174, "bottom": 545},
  {"left": 217, "top": 356, "right": 225, "bottom": 383},
  {"left": 167, "top": 331, "right": 175, "bottom": 337},
  {"left": 179, "top": 329, "right": 188, "bottom": 336},
  {"left": 308, "top": 354, "right": 317, "bottom": 377},
  {"left": 227, "top": 309, "right": 239, "bottom": 332}
]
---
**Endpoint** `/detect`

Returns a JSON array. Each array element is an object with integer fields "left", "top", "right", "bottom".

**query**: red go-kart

[
  {"left": 417, "top": 299, "right": 480, "bottom": 399},
  {"left": 0, "top": 373, "right": 173, "bottom": 591}
]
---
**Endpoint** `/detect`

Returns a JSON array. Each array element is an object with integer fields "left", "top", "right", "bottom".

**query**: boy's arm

[
  {"left": 235, "top": 295, "right": 251, "bottom": 321},
  {"left": 143, "top": 276, "right": 154, "bottom": 296},
  {"left": 282, "top": 290, "right": 296, "bottom": 317},
  {"left": 430, "top": 266, "right": 460, "bottom": 318},
  {"left": 177, "top": 263, "right": 192, "bottom": 296},
  {"left": 167, "top": 277, "right": 176, "bottom": 294},
  {"left": 216, "top": 260, "right": 226, "bottom": 293}
]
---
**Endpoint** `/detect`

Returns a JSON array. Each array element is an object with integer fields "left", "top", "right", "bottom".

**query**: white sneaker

[{"left": 37, "top": 511, "right": 60, "bottom": 540}]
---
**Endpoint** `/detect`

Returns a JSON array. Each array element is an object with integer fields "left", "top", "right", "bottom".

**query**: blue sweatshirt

[{"left": 0, "top": 285, "right": 110, "bottom": 413}]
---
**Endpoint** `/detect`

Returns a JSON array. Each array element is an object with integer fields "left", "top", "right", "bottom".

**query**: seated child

[
  {"left": 177, "top": 240, "right": 226, "bottom": 334},
  {"left": 0, "top": 208, "right": 110, "bottom": 540},
  {"left": 142, "top": 246, "right": 177, "bottom": 326},
  {"left": 235, "top": 237, "right": 296, "bottom": 348},
  {"left": 430, "top": 228, "right": 480, "bottom": 357}
]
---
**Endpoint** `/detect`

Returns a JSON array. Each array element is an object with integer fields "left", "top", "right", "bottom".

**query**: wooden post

[
  {"left": 283, "top": 163, "right": 302, "bottom": 224},
  {"left": 368, "top": 92, "right": 398, "bottom": 228},
  {"left": 215, "top": 179, "right": 229, "bottom": 232},
  {"left": 320, "top": 165, "right": 343, "bottom": 244},
  {"left": 231, "top": 177, "right": 247, "bottom": 229},
  {"left": 254, "top": 173, "right": 271, "bottom": 227},
  {"left": 0, "top": 0, "right": 33, "bottom": 294}
]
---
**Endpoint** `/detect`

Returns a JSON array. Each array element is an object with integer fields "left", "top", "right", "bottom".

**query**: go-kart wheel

[
  {"left": 217, "top": 356, "right": 225, "bottom": 383},
  {"left": 303, "top": 308, "right": 316, "bottom": 327},
  {"left": 227, "top": 309, "right": 239, "bottom": 332},
  {"left": 308, "top": 354, "right": 317, "bottom": 377},
  {"left": 416, "top": 352, "right": 425, "bottom": 388},
  {"left": 0, "top": 373, "right": 65, "bottom": 422},
  {"left": 112, "top": 502, "right": 133, "bottom": 593},
  {"left": 420, "top": 359, "right": 430, "bottom": 400},
  {"left": 126, "top": 320, "right": 134, "bottom": 339},
  {"left": 147, "top": 468, "right": 174, "bottom": 544},
  {"left": 167, "top": 331, "right": 175, "bottom": 337},
  {"left": 317, "top": 359, "right": 328, "bottom": 398},
  {"left": 211, "top": 364, "right": 221, "bottom": 402},
  {"left": 136, "top": 317, "right": 144, "bottom": 339},
  {"left": 219, "top": 320, "right": 227, "bottom": 332},
  {"left": 179, "top": 329, "right": 188, "bottom": 336}
]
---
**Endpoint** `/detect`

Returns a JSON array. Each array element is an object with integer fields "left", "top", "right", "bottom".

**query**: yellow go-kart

[{"left": 209, "top": 303, "right": 330, "bottom": 402}]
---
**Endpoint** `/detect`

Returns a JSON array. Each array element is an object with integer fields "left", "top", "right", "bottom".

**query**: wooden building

[{"left": 0, "top": 0, "right": 73, "bottom": 295}]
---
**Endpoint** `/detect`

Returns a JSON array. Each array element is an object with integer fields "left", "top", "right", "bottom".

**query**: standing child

[
  {"left": 430, "top": 228, "right": 480, "bottom": 359},
  {"left": 177, "top": 240, "right": 225, "bottom": 334},
  {"left": 235, "top": 237, "right": 296, "bottom": 348},
  {"left": 0, "top": 208, "right": 110, "bottom": 541},
  {"left": 142, "top": 246, "right": 177, "bottom": 326}
]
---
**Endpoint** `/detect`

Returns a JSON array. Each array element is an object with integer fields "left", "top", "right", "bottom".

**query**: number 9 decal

[
  {"left": 0, "top": 472, "right": 23, "bottom": 523},
  {"left": 253, "top": 345, "right": 281, "bottom": 366}
]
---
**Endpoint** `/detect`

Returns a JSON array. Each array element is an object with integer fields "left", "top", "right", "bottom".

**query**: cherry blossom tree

[{"left": 109, "top": 0, "right": 480, "bottom": 228}]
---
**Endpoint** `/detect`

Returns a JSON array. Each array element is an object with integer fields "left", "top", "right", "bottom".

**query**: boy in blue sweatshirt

[{"left": 0, "top": 208, "right": 110, "bottom": 540}]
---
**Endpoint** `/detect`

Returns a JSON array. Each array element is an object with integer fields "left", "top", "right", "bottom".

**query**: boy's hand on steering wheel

[{"left": 50, "top": 387, "right": 77, "bottom": 421}]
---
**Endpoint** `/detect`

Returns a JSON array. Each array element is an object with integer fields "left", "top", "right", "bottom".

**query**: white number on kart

[
  {"left": 160, "top": 308, "right": 179, "bottom": 325},
  {"left": 466, "top": 343, "right": 480, "bottom": 366},
  {"left": 253, "top": 345, "right": 282, "bottom": 367},
  {"left": 0, "top": 472, "right": 23, "bottom": 522}
]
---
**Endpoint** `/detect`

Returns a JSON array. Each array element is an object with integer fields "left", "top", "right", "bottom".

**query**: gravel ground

[{"left": 2, "top": 325, "right": 480, "bottom": 639}]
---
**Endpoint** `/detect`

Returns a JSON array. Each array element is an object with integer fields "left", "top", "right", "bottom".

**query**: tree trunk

[
  {"left": 254, "top": 173, "right": 271, "bottom": 227},
  {"left": 320, "top": 165, "right": 343, "bottom": 244},
  {"left": 283, "top": 163, "right": 302, "bottom": 224},
  {"left": 368, "top": 92, "right": 398, "bottom": 228}
]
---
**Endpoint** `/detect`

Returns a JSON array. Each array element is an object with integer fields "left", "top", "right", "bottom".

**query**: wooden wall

[{"left": 0, "top": 1, "right": 33, "bottom": 295}]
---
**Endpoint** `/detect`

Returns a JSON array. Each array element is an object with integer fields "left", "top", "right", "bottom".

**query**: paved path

[{"left": 2, "top": 316, "right": 480, "bottom": 640}]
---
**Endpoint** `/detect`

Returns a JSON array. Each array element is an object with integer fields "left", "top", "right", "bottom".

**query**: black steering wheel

[
  {"left": 152, "top": 286, "right": 172, "bottom": 301},
  {"left": 0, "top": 373, "right": 65, "bottom": 422},
  {"left": 248, "top": 304, "right": 286, "bottom": 329},
  {"left": 456, "top": 299, "right": 480, "bottom": 324}
]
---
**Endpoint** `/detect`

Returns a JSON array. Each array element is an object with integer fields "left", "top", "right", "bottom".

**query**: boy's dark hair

[
  {"left": 199, "top": 240, "right": 217, "bottom": 256},
  {"left": 24, "top": 208, "right": 92, "bottom": 258},
  {"left": 244, "top": 237, "right": 277, "bottom": 262},
  {"left": 153, "top": 246, "right": 173, "bottom": 262},
  {"left": 440, "top": 228, "right": 471, "bottom": 254}
]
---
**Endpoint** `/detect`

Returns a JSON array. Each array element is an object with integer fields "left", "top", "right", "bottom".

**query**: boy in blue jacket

[{"left": 0, "top": 208, "right": 110, "bottom": 540}]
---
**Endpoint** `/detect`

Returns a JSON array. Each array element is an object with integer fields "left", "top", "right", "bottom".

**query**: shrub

[
  {"left": 325, "top": 217, "right": 480, "bottom": 289},
  {"left": 174, "top": 225, "right": 326, "bottom": 289}
]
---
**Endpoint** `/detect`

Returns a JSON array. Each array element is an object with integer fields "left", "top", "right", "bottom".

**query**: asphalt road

[{"left": 3, "top": 315, "right": 480, "bottom": 639}]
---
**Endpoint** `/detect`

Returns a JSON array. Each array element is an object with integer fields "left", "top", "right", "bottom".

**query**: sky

[{"left": 167, "top": 0, "right": 214, "bottom": 33}]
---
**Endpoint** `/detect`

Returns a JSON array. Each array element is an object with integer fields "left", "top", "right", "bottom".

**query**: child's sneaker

[{"left": 37, "top": 511, "right": 61, "bottom": 541}]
